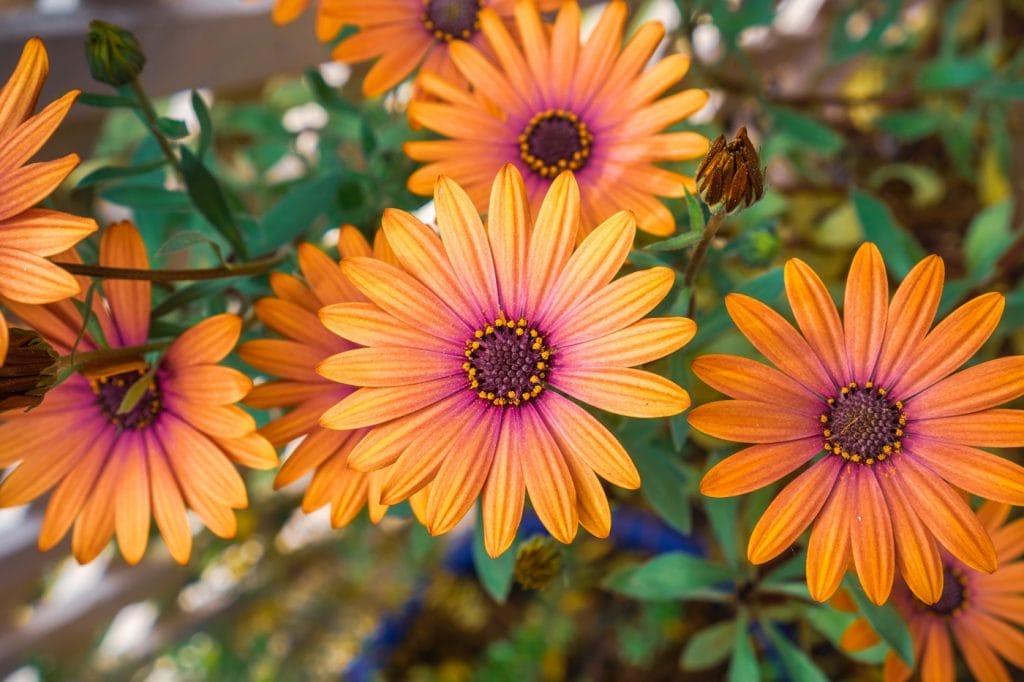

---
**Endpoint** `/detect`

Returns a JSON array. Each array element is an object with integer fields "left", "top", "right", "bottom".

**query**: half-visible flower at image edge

[
  {"left": 268, "top": 0, "right": 559, "bottom": 96},
  {"left": 404, "top": 0, "right": 709, "bottom": 236},
  {"left": 688, "top": 243, "right": 1024, "bottom": 606},
  {"left": 239, "top": 227, "right": 426, "bottom": 527},
  {"left": 0, "top": 38, "right": 99, "bottom": 362},
  {"left": 837, "top": 501, "right": 1024, "bottom": 682},
  {"left": 315, "top": 164, "right": 695, "bottom": 556},
  {"left": 0, "top": 222, "right": 278, "bottom": 565}
]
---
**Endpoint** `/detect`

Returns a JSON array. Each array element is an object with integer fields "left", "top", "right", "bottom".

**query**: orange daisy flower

[
  {"left": 688, "top": 243, "right": 1024, "bottom": 605},
  {"left": 0, "top": 38, "right": 98, "bottom": 362},
  {"left": 839, "top": 501, "right": 1024, "bottom": 682},
  {"left": 404, "top": 0, "right": 709, "bottom": 236},
  {"left": 0, "top": 222, "right": 277, "bottom": 565},
  {"left": 315, "top": 165, "right": 694, "bottom": 556},
  {"left": 269, "top": 0, "right": 559, "bottom": 97},
  {"left": 239, "top": 227, "right": 422, "bottom": 528}
]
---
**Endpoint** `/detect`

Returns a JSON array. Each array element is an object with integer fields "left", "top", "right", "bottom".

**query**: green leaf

[
  {"left": 471, "top": 508, "right": 516, "bottom": 603},
  {"left": 155, "top": 230, "right": 227, "bottom": 264},
  {"left": 101, "top": 185, "right": 192, "bottom": 211},
  {"left": 77, "top": 92, "right": 140, "bottom": 109},
  {"left": 604, "top": 552, "right": 733, "bottom": 601},
  {"left": 691, "top": 267, "right": 784, "bottom": 346},
  {"left": 645, "top": 231, "right": 702, "bottom": 252},
  {"left": 680, "top": 620, "right": 736, "bottom": 671},
  {"left": 918, "top": 56, "right": 993, "bottom": 90},
  {"left": 156, "top": 116, "right": 189, "bottom": 139},
  {"left": 767, "top": 106, "right": 844, "bottom": 156},
  {"left": 685, "top": 186, "right": 706, "bottom": 232},
  {"left": 306, "top": 68, "right": 357, "bottom": 114},
  {"left": 844, "top": 576, "right": 914, "bottom": 666},
  {"left": 77, "top": 159, "right": 168, "bottom": 189},
  {"left": 629, "top": 439, "right": 692, "bottom": 534},
  {"left": 255, "top": 172, "right": 343, "bottom": 252},
  {"left": 851, "top": 190, "right": 925, "bottom": 279},
  {"left": 964, "top": 200, "right": 1013, "bottom": 277},
  {"left": 763, "top": 621, "right": 829, "bottom": 682},
  {"left": 729, "top": 611, "right": 760, "bottom": 682},
  {"left": 874, "top": 111, "right": 945, "bottom": 142},
  {"left": 151, "top": 280, "right": 236, "bottom": 319},
  {"left": 703, "top": 495, "right": 739, "bottom": 568},
  {"left": 179, "top": 146, "right": 248, "bottom": 257},
  {"left": 191, "top": 90, "right": 214, "bottom": 159}
]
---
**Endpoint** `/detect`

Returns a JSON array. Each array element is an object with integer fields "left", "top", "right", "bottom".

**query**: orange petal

[
  {"left": 558, "top": 317, "right": 695, "bottom": 369},
  {"left": 269, "top": 271, "right": 319, "bottom": 311},
  {"left": 487, "top": 164, "right": 531, "bottom": 317},
  {"left": 510, "top": 1, "right": 549, "bottom": 88},
  {"left": 700, "top": 436, "right": 824, "bottom": 497},
  {"left": 163, "top": 314, "right": 242, "bottom": 369},
  {"left": 725, "top": 294, "right": 834, "bottom": 396},
  {"left": 747, "top": 456, "right": 841, "bottom": 564},
  {"left": 691, "top": 354, "right": 824, "bottom": 416},
  {"left": 840, "top": 619, "right": 882, "bottom": 653},
  {"left": 274, "top": 427, "right": 350, "bottom": 488},
  {"left": 157, "top": 415, "right": 247, "bottom": 508},
  {"left": 319, "top": 301, "right": 462, "bottom": 353},
  {"left": 447, "top": 40, "right": 527, "bottom": 120},
  {"left": 318, "top": 376, "right": 465, "bottom": 431},
  {"left": 920, "top": 620, "right": 955, "bottom": 682},
  {"left": 0, "top": 89, "right": 77, "bottom": 175},
  {"left": 806, "top": 466, "right": 853, "bottom": 601},
  {"left": 71, "top": 455, "right": 120, "bottom": 563},
  {"left": 169, "top": 401, "right": 256, "bottom": 439},
  {"left": 163, "top": 365, "right": 252, "bottom": 405},
  {"left": 146, "top": 433, "right": 191, "bottom": 564},
  {"left": 0, "top": 246, "right": 79, "bottom": 303},
  {"left": 434, "top": 176, "right": 501, "bottom": 316},
  {"left": 37, "top": 430, "right": 113, "bottom": 551},
  {"left": 526, "top": 172, "right": 580, "bottom": 314},
  {"left": 519, "top": 405, "right": 578, "bottom": 543},
  {"left": 910, "top": 356, "right": 1024, "bottom": 418},
  {"left": 850, "top": 468, "right": 895, "bottom": 604},
  {"left": 562, "top": 446, "right": 611, "bottom": 538},
  {"left": 237, "top": 338, "right": 322, "bottom": 382},
  {"left": 114, "top": 436, "right": 151, "bottom": 564},
  {"left": 553, "top": 267, "right": 675, "bottom": 346},
  {"left": 876, "top": 467, "right": 943, "bottom": 604},
  {"left": 893, "top": 292, "right": 1004, "bottom": 398},
  {"left": 425, "top": 409, "right": 501, "bottom": 535},
  {"left": 100, "top": 221, "right": 151, "bottom": 345},
  {"left": 687, "top": 400, "right": 819, "bottom": 443},
  {"left": 296, "top": 242, "right": 360, "bottom": 305},
  {"left": 0, "top": 38, "right": 48, "bottom": 137},
  {"left": 907, "top": 437, "right": 1024, "bottom": 505},
  {"left": 875, "top": 255, "right": 944, "bottom": 388},
  {"left": 318, "top": 346, "right": 457, "bottom": 388},
  {"left": 245, "top": 380, "right": 324, "bottom": 410},
  {"left": 213, "top": 432, "right": 278, "bottom": 471},
  {"left": 913, "top": 409, "right": 1024, "bottom": 447},
  {"left": 0, "top": 153, "right": 79, "bottom": 222},
  {"left": 380, "top": 407, "right": 474, "bottom": 504},
  {"left": 894, "top": 454, "right": 997, "bottom": 573},
  {"left": 552, "top": 366, "right": 690, "bottom": 419},
  {"left": 0, "top": 416, "right": 97, "bottom": 506},
  {"left": 0, "top": 312, "right": 7, "bottom": 366},
  {"left": 0, "top": 208, "right": 96, "bottom": 257},
  {"left": 270, "top": 0, "right": 309, "bottom": 25},
  {"left": 843, "top": 243, "right": 888, "bottom": 385},
  {"left": 785, "top": 258, "right": 847, "bottom": 387},
  {"left": 258, "top": 395, "right": 336, "bottom": 446},
  {"left": 253, "top": 298, "right": 338, "bottom": 350},
  {"left": 951, "top": 619, "right": 1011, "bottom": 682},
  {"left": 361, "top": 31, "right": 432, "bottom": 97},
  {"left": 481, "top": 410, "right": 526, "bottom": 557}
]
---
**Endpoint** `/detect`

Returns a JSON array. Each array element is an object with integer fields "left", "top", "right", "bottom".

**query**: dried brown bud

[
  {"left": 695, "top": 126, "right": 765, "bottom": 213},
  {"left": 513, "top": 535, "right": 563, "bottom": 590},
  {"left": 0, "top": 329, "right": 59, "bottom": 412}
]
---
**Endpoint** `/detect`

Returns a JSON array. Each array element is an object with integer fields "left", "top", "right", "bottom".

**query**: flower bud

[
  {"left": 0, "top": 329, "right": 59, "bottom": 412},
  {"left": 86, "top": 20, "right": 145, "bottom": 87},
  {"left": 513, "top": 535, "right": 562, "bottom": 590},
  {"left": 737, "top": 226, "right": 780, "bottom": 268},
  {"left": 695, "top": 126, "right": 765, "bottom": 213}
]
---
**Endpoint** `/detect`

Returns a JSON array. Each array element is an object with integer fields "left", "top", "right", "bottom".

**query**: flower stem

[
  {"left": 683, "top": 210, "right": 727, "bottom": 317},
  {"left": 63, "top": 340, "right": 171, "bottom": 374},
  {"left": 129, "top": 78, "right": 182, "bottom": 173},
  {"left": 60, "top": 252, "right": 285, "bottom": 281}
]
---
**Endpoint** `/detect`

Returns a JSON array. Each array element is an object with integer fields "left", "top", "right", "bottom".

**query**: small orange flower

[
  {"left": 238, "top": 227, "right": 422, "bottom": 527},
  {"left": 404, "top": 0, "right": 709, "bottom": 236},
  {"left": 838, "top": 501, "right": 1024, "bottom": 682},
  {"left": 269, "top": 0, "right": 558, "bottom": 97},
  {"left": 689, "top": 243, "right": 1024, "bottom": 606},
  {"left": 0, "top": 38, "right": 98, "bottom": 362},
  {"left": 316, "top": 165, "right": 694, "bottom": 556},
  {"left": 0, "top": 222, "right": 277, "bottom": 564}
]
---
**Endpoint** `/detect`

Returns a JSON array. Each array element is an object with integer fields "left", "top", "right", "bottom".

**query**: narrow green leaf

[
  {"left": 306, "top": 68, "right": 358, "bottom": 114},
  {"left": 255, "top": 172, "right": 343, "bottom": 252},
  {"left": 851, "top": 190, "right": 925, "bottom": 279},
  {"left": 691, "top": 266, "right": 784, "bottom": 346},
  {"left": 645, "top": 231, "right": 703, "bottom": 252},
  {"left": 629, "top": 439, "right": 692, "bottom": 534},
  {"left": 704, "top": 495, "right": 739, "bottom": 568},
  {"left": 156, "top": 116, "right": 189, "bottom": 139},
  {"left": 729, "top": 611, "right": 760, "bottom": 682},
  {"left": 101, "top": 185, "right": 192, "bottom": 211},
  {"left": 471, "top": 508, "right": 516, "bottom": 603},
  {"left": 685, "top": 186, "right": 706, "bottom": 232},
  {"left": 117, "top": 364, "right": 159, "bottom": 416},
  {"left": 77, "top": 159, "right": 168, "bottom": 189},
  {"left": 191, "top": 90, "right": 214, "bottom": 159},
  {"left": 844, "top": 576, "right": 915, "bottom": 666},
  {"left": 680, "top": 620, "right": 736, "bottom": 671},
  {"left": 763, "top": 620, "right": 829, "bottom": 682},
  {"left": 768, "top": 106, "right": 844, "bottom": 155},
  {"left": 77, "top": 92, "right": 140, "bottom": 109},
  {"left": 875, "top": 111, "right": 945, "bottom": 141},
  {"left": 964, "top": 199, "right": 1013, "bottom": 277},
  {"left": 151, "top": 280, "right": 236, "bottom": 319},
  {"left": 917, "top": 56, "right": 993, "bottom": 90},
  {"left": 179, "top": 146, "right": 248, "bottom": 257},
  {"left": 604, "top": 552, "right": 733, "bottom": 601},
  {"left": 155, "top": 230, "right": 227, "bottom": 264}
]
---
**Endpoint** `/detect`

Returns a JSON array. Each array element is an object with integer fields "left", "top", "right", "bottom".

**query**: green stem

[
  {"left": 683, "top": 210, "right": 727, "bottom": 317},
  {"left": 60, "top": 252, "right": 285, "bottom": 281},
  {"left": 64, "top": 340, "right": 170, "bottom": 374},
  {"left": 129, "top": 78, "right": 182, "bottom": 173}
]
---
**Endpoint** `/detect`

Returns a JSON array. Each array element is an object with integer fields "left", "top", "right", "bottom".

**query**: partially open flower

[
  {"left": 0, "top": 328, "right": 58, "bottom": 412},
  {"left": 695, "top": 126, "right": 764, "bottom": 213}
]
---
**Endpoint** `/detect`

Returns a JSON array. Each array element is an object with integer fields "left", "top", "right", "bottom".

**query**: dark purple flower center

[
  {"left": 821, "top": 382, "right": 905, "bottom": 465},
  {"left": 519, "top": 109, "right": 594, "bottom": 179},
  {"left": 94, "top": 369, "right": 162, "bottom": 430},
  {"left": 463, "top": 316, "right": 552, "bottom": 407},
  {"left": 422, "top": 0, "right": 483, "bottom": 42},
  {"left": 917, "top": 564, "right": 967, "bottom": 616}
]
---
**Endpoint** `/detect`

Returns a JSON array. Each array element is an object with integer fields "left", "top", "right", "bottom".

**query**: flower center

[
  {"left": 93, "top": 369, "right": 162, "bottom": 430},
  {"left": 463, "top": 315, "right": 552, "bottom": 407},
  {"left": 519, "top": 109, "right": 594, "bottom": 179},
  {"left": 820, "top": 382, "right": 906, "bottom": 465},
  {"left": 918, "top": 565, "right": 967, "bottom": 617},
  {"left": 422, "top": 0, "right": 483, "bottom": 42}
]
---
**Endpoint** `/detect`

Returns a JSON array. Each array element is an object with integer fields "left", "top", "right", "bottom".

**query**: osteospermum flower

[
  {"left": 0, "top": 222, "right": 277, "bottom": 564},
  {"left": 405, "top": 0, "right": 709, "bottom": 236},
  {"left": 316, "top": 165, "right": 694, "bottom": 556},
  {"left": 838, "top": 501, "right": 1024, "bottom": 682},
  {"left": 688, "top": 243, "right": 1024, "bottom": 605},
  {"left": 0, "top": 38, "right": 98, "bottom": 357},
  {"left": 269, "top": 0, "right": 558, "bottom": 97},
  {"left": 239, "top": 227, "right": 423, "bottom": 527}
]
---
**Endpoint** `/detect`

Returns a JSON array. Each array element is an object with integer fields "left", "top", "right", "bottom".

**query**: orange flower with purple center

[
  {"left": 315, "top": 165, "right": 694, "bottom": 556},
  {"left": 269, "top": 0, "right": 558, "bottom": 97},
  {"left": 239, "top": 227, "right": 424, "bottom": 528},
  {"left": 404, "top": 0, "right": 709, "bottom": 236},
  {"left": 688, "top": 243, "right": 1024, "bottom": 606},
  {"left": 0, "top": 38, "right": 99, "bottom": 363},
  {"left": 0, "top": 222, "right": 277, "bottom": 564},
  {"left": 838, "top": 501, "right": 1024, "bottom": 682}
]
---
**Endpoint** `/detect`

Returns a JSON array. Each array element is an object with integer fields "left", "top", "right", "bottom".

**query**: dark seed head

[
  {"left": 464, "top": 317, "right": 552, "bottom": 407},
  {"left": 519, "top": 109, "right": 593, "bottom": 179},
  {"left": 422, "top": 0, "right": 484, "bottom": 42}
]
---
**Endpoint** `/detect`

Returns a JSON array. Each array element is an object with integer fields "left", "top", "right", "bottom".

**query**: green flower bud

[
  {"left": 513, "top": 535, "right": 562, "bottom": 590},
  {"left": 86, "top": 20, "right": 145, "bottom": 87}
]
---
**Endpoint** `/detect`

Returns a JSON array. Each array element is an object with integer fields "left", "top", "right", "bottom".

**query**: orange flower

[
  {"left": 839, "top": 501, "right": 1024, "bottom": 682},
  {"left": 0, "top": 222, "right": 277, "bottom": 565},
  {"left": 238, "top": 227, "right": 418, "bottom": 527},
  {"left": 689, "top": 243, "right": 1024, "bottom": 606},
  {"left": 404, "top": 0, "right": 709, "bottom": 236},
  {"left": 269, "top": 0, "right": 558, "bottom": 97},
  {"left": 316, "top": 165, "right": 694, "bottom": 556},
  {"left": 0, "top": 38, "right": 98, "bottom": 361}
]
